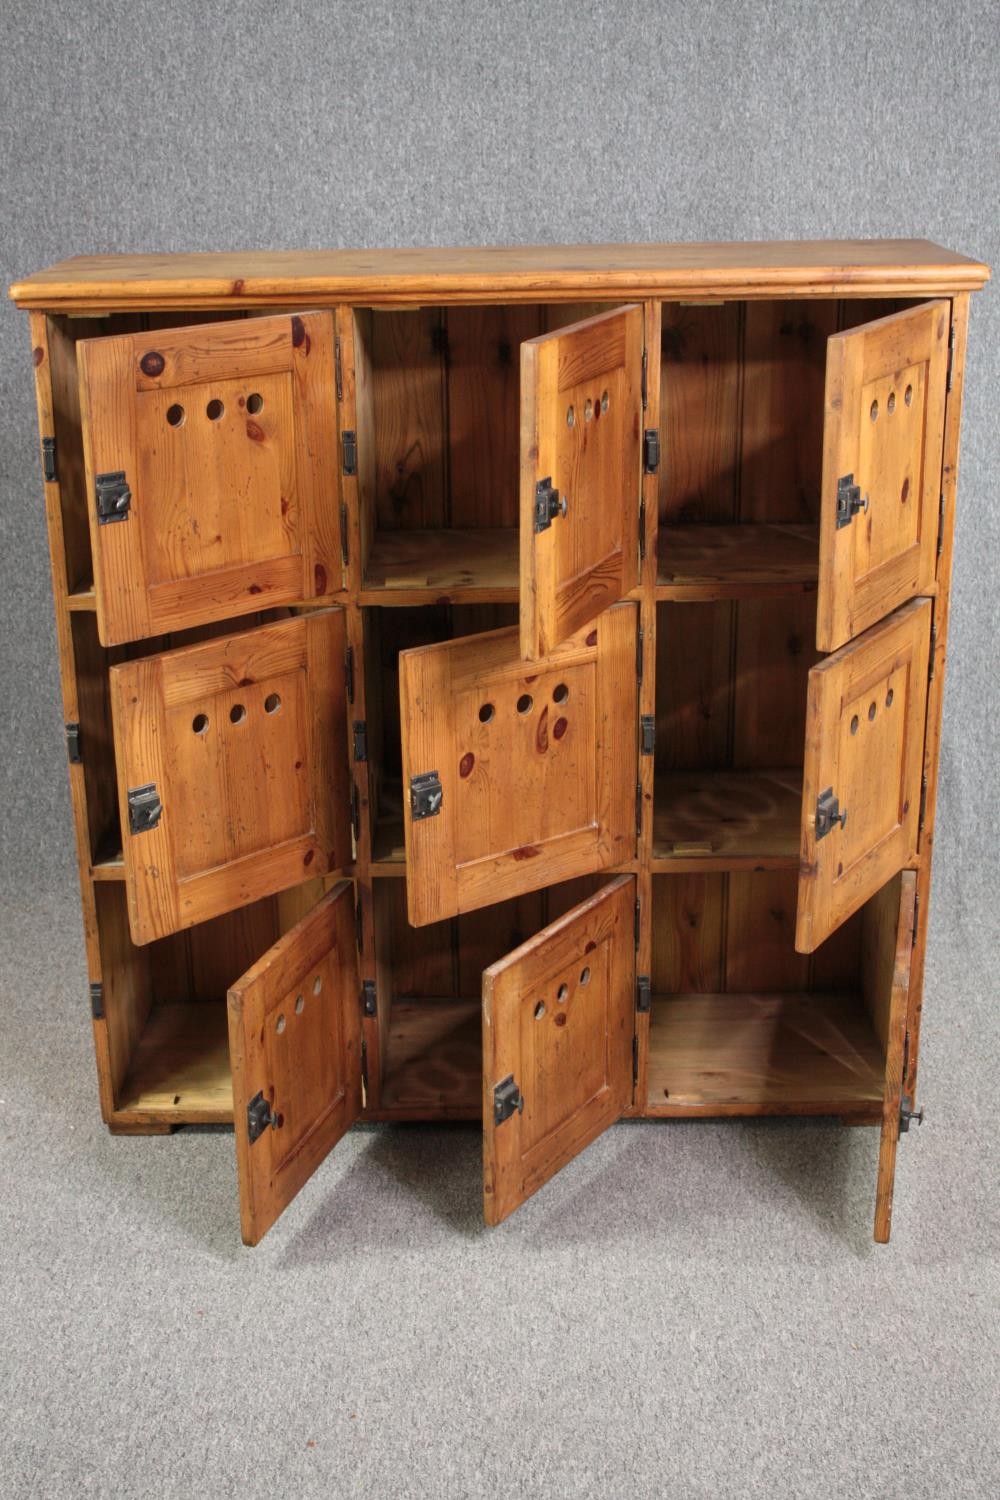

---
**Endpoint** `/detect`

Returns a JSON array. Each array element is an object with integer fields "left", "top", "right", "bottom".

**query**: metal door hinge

[
  {"left": 334, "top": 335, "right": 344, "bottom": 401},
  {"left": 918, "top": 774, "right": 928, "bottom": 834},
  {"left": 247, "top": 1091, "right": 281, "bottom": 1145},
  {"left": 361, "top": 1038, "right": 369, "bottom": 1092},
  {"left": 493, "top": 1075, "right": 523, "bottom": 1126},
  {"left": 89, "top": 981, "right": 104, "bottom": 1020},
  {"left": 636, "top": 627, "right": 644, "bottom": 683},
  {"left": 634, "top": 898, "right": 641, "bottom": 951},
  {"left": 835, "top": 473, "right": 868, "bottom": 529},
  {"left": 641, "top": 347, "right": 648, "bottom": 410},
  {"left": 410, "top": 770, "right": 443, "bottom": 821},
  {"left": 946, "top": 323, "right": 956, "bottom": 392},
  {"left": 344, "top": 644, "right": 354, "bottom": 704},
  {"left": 814, "top": 787, "right": 846, "bottom": 840},
  {"left": 350, "top": 782, "right": 360, "bottom": 843},
  {"left": 635, "top": 780, "right": 643, "bottom": 836},
  {"left": 632, "top": 1033, "right": 639, "bottom": 1083},
  {"left": 65, "top": 722, "right": 82, "bottom": 763},
  {"left": 912, "top": 892, "right": 920, "bottom": 949},
  {"left": 937, "top": 492, "right": 946, "bottom": 558},
  {"left": 353, "top": 720, "right": 367, "bottom": 762},
  {"left": 361, "top": 978, "right": 377, "bottom": 1017},
  {"left": 928, "top": 621, "right": 938, "bottom": 682},
  {"left": 41, "top": 436, "right": 57, "bottom": 484},
  {"left": 534, "top": 477, "right": 566, "bottom": 533},
  {"left": 342, "top": 430, "right": 357, "bottom": 476},
  {"left": 643, "top": 428, "right": 660, "bottom": 475},
  {"left": 638, "top": 496, "right": 647, "bottom": 561},
  {"left": 127, "top": 782, "right": 162, "bottom": 835},
  {"left": 339, "top": 501, "right": 350, "bottom": 567},
  {"left": 636, "top": 974, "right": 651, "bottom": 1013},
  {"left": 640, "top": 714, "right": 655, "bottom": 756},
  {"left": 95, "top": 471, "right": 132, "bottom": 524},
  {"left": 355, "top": 891, "right": 364, "bottom": 952},
  {"left": 899, "top": 1094, "right": 924, "bottom": 1135}
]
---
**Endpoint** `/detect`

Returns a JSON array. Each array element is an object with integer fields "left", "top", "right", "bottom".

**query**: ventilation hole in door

[
  {"left": 230, "top": 703, "right": 247, "bottom": 725},
  {"left": 276, "top": 1014, "right": 286, "bottom": 1034},
  {"left": 885, "top": 688, "right": 894, "bottom": 708},
  {"left": 579, "top": 966, "right": 591, "bottom": 985},
  {"left": 888, "top": 391, "right": 896, "bottom": 414},
  {"left": 264, "top": 693, "right": 281, "bottom": 714},
  {"left": 295, "top": 994, "right": 305, "bottom": 1015},
  {"left": 556, "top": 983, "right": 569, "bottom": 1003},
  {"left": 313, "top": 974, "right": 322, "bottom": 995},
  {"left": 905, "top": 384, "right": 913, "bottom": 406},
  {"left": 584, "top": 398, "right": 594, "bottom": 422},
  {"left": 601, "top": 390, "right": 609, "bottom": 413},
  {"left": 192, "top": 712, "right": 209, "bottom": 735},
  {"left": 566, "top": 405, "right": 575, "bottom": 427},
  {"left": 478, "top": 702, "right": 495, "bottom": 724},
  {"left": 868, "top": 701, "right": 877, "bottom": 721},
  {"left": 206, "top": 398, "right": 225, "bottom": 421},
  {"left": 246, "top": 392, "right": 264, "bottom": 415},
  {"left": 553, "top": 683, "right": 569, "bottom": 705},
  {"left": 166, "top": 403, "right": 185, "bottom": 428},
  {"left": 516, "top": 693, "right": 533, "bottom": 715},
  {"left": 850, "top": 714, "right": 859, "bottom": 735},
  {"left": 534, "top": 1001, "right": 545, "bottom": 1020},
  {"left": 870, "top": 399, "right": 879, "bottom": 422}
]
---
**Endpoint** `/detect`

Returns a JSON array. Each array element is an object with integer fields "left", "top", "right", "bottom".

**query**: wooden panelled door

[
  {"left": 519, "top": 305, "right": 644, "bottom": 660},
  {"left": 400, "top": 604, "right": 639, "bottom": 926},
  {"left": 78, "top": 313, "right": 341, "bottom": 646},
  {"left": 229, "top": 881, "right": 361, "bottom": 1246},
  {"left": 796, "top": 599, "right": 931, "bottom": 952},
  {"left": 483, "top": 876, "right": 636, "bottom": 1224},
  {"left": 817, "top": 301, "right": 948, "bottom": 651},
  {"left": 109, "top": 611, "right": 352, "bottom": 944}
]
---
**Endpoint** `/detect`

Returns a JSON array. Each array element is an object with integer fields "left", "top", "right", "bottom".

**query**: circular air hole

[
  {"left": 556, "top": 983, "right": 569, "bottom": 1003},
  {"left": 246, "top": 392, "right": 264, "bottom": 415},
  {"left": 566, "top": 405, "right": 575, "bottom": 428},
  {"left": 888, "top": 391, "right": 896, "bottom": 414},
  {"left": 192, "top": 712, "right": 209, "bottom": 736},
  {"left": 230, "top": 703, "right": 247, "bottom": 725},
  {"left": 313, "top": 975, "right": 322, "bottom": 995},
  {"left": 166, "top": 403, "right": 185, "bottom": 428},
  {"left": 275, "top": 1014, "right": 286, "bottom": 1034},
  {"left": 885, "top": 688, "right": 894, "bottom": 708},
  {"left": 553, "top": 683, "right": 569, "bottom": 705},
  {"left": 870, "top": 400, "right": 879, "bottom": 422},
  {"left": 584, "top": 398, "right": 594, "bottom": 422},
  {"left": 478, "top": 702, "right": 495, "bottom": 724},
  {"left": 850, "top": 714, "right": 859, "bottom": 735},
  {"left": 534, "top": 1001, "right": 546, "bottom": 1020},
  {"left": 516, "top": 693, "right": 533, "bottom": 715},
  {"left": 601, "top": 390, "right": 609, "bottom": 413},
  {"left": 264, "top": 693, "right": 281, "bottom": 714},
  {"left": 868, "top": 701, "right": 877, "bottom": 721},
  {"left": 579, "top": 966, "right": 591, "bottom": 986},
  {"left": 295, "top": 994, "right": 305, "bottom": 1015},
  {"left": 206, "top": 398, "right": 225, "bottom": 421},
  {"left": 904, "top": 384, "right": 913, "bottom": 406}
]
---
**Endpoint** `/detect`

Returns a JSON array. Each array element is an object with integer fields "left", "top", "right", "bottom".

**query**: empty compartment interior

[{"left": 646, "top": 869, "right": 903, "bottom": 1116}]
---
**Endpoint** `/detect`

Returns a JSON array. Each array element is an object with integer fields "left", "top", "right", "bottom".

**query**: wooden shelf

[
  {"left": 361, "top": 527, "right": 519, "bottom": 604},
  {"left": 646, "top": 991, "right": 884, "bottom": 1117},
  {"left": 653, "top": 769, "right": 803, "bottom": 870},
  {"left": 656, "top": 523, "right": 818, "bottom": 600},
  {"left": 91, "top": 840, "right": 125, "bottom": 881},
  {"left": 116, "top": 1001, "right": 234, "bottom": 1123},
  {"left": 371, "top": 816, "right": 406, "bottom": 875},
  {"left": 379, "top": 998, "right": 481, "bottom": 1118},
  {"left": 66, "top": 582, "right": 97, "bottom": 612}
]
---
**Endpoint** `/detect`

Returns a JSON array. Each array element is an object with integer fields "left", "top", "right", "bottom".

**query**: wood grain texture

[
  {"left": 653, "top": 769, "right": 802, "bottom": 868},
  {"left": 659, "top": 303, "right": 741, "bottom": 524},
  {"left": 520, "top": 305, "right": 643, "bottom": 659},
  {"left": 796, "top": 599, "right": 931, "bottom": 952},
  {"left": 400, "top": 605, "right": 638, "bottom": 926},
  {"left": 362, "top": 527, "right": 518, "bottom": 603},
  {"left": 228, "top": 881, "right": 361, "bottom": 1246},
  {"left": 817, "top": 301, "right": 948, "bottom": 650},
  {"left": 483, "top": 875, "right": 635, "bottom": 1224},
  {"left": 657, "top": 523, "right": 818, "bottom": 599},
  {"left": 380, "top": 998, "right": 481, "bottom": 1118},
  {"left": 116, "top": 1000, "right": 233, "bottom": 1122},
  {"left": 11, "top": 240, "right": 988, "bottom": 311},
  {"left": 78, "top": 313, "right": 340, "bottom": 645},
  {"left": 110, "top": 611, "right": 351, "bottom": 944},
  {"left": 866, "top": 870, "right": 916, "bottom": 1242}
]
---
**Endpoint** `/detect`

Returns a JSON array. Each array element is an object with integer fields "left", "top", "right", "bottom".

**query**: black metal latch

[
  {"left": 640, "top": 715, "right": 655, "bottom": 756},
  {"left": 899, "top": 1094, "right": 925, "bottom": 1136},
  {"left": 362, "top": 979, "right": 377, "bottom": 1017},
  {"left": 95, "top": 471, "right": 132, "bottom": 524},
  {"left": 127, "top": 783, "right": 162, "bottom": 835},
  {"left": 836, "top": 473, "right": 869, "bottom": 529},
  {"left": 814, "top": 787, "right": 846, "bottom": 840},
  {"left": 493, "top": 1075, "right": 524, "bottom": 1126},
  {"left": 41, "top": 436, "right": 57, "bottom": 483},
  {"left": 643, "top": 428, "right": 661, "bottom": 474},
  {"left": 534, "top": 477, "right": 567, "bottom": 532},
  {"left": 247, "top": 1091, "right": 281, "bottom": 1144},
  {"left": 410, "top": 771, "right": 443, "bottom": 821},
  {"left": 636, "top": 975, "right": 651, "bottom": 1013}
]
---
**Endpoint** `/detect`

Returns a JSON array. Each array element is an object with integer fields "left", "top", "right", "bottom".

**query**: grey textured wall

[{"left": 2, "top": 0, "right": 997, "bottom": 942}]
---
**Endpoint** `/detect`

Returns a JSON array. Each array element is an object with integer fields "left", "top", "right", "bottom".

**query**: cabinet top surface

[{"left": 8, "top": 239, "right": 989, "bottom": 309}]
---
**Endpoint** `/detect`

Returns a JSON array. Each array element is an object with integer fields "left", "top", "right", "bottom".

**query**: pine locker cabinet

[{"left": 10, "top": 240, "right": 988, "bottom": 1246}]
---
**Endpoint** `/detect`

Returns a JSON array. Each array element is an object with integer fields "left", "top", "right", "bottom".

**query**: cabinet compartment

[{"left": 646, "top": 868, "right": 905, "bottom": 1117}]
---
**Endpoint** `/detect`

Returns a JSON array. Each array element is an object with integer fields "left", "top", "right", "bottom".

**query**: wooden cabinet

[{"left": 11, "top": 240, "right": 987, "bottom": 1246}]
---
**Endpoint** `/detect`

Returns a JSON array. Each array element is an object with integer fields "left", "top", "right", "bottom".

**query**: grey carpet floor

[{"left": 2, "top": 875, "right": 997, "bottom": 1500}]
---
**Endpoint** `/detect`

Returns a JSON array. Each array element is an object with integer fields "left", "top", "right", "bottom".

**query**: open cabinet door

[
  {"left": 79, "top": 313, "right": 340, "bottom": 646},
  {"left": 109, "top": 610, "right": 351, "bottom": 944},
  {"left": 817, "top": 301, "right": 948, "bottom": 652},
  {"left": 483, "top": 876, "right": 635, "bottom": 1225},
  {"left": 400, "top": 603, "right": 638, "bottom": 926},
  {"left": 229, "top": 881, "right": 361, "bottom": 1245},
  {"left": 869, "top": 870, "right": 917, "bottom": 1244},
  {"left": 520, "top": 305, "right": 644, "bottom": 660},
  {"left": 796, "top": 599, "right": 931, "bottom": 953}
]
